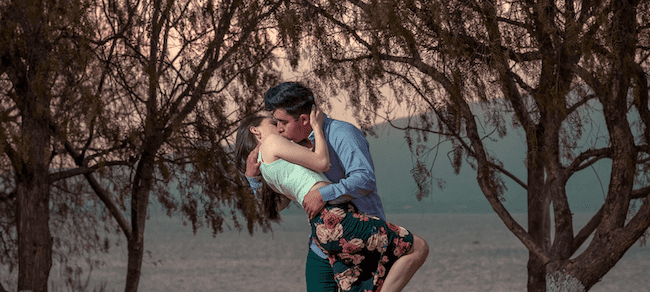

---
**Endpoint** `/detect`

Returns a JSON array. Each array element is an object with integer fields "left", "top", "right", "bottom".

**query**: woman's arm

[
  {"left": 263, "top": 106, "right": 330, "bottom": 172},
  {"left": 308, "top": 105, "right": 330, "bottom": 172}
]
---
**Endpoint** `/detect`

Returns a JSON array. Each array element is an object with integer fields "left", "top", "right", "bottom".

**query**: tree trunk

[
  {"left": 545, "top": 271, "right": 586, "bottom": 292},
  {"left": 124, "top": 2, "right": 165, "bottom": 288},
  {"left": 526, "top": 131, "right": 551, "bottom": 292},
  {"left": 527, "top": 193, "right": 550, "bottom": 292},
  {"left": 124, "top": 152, "right": 156, "bottom": 292},
  {"left": 16, "top": 114, "right": 53, "bottom": 292}
]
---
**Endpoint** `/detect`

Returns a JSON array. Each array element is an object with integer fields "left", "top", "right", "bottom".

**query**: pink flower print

[
  {"left": 323, "top": 214, "right": 341, "bottom": 229},
  {"left": 330, "top": 207, "right": 346, "bottom": 218},
  {"left": 377, "top": 264, "right": 386, "bottom": 277},
  {"left": 338, "top": 253, "right": 365, "bottom": 265},
  {"left": 353, "top": 213, "right": 370, "bottom": 222},
  {"left": 393, "top": 238, "right": 404, "bottom": 256},
  {"left": 394, "top": 225, "right": 409, "bottom": 237},
  {"left": 322, "top": 207, "right": 346, "bottom": 229},
  {"left": 328, "top": 255, "right": 337, "bottom": 265},
  {"left": 336, "top": 274, "right": 354, "bottom": 291},
  {"left": 376, "top": 278, "right": 385, "bottom": 291},
  {"left": 387, "top": 223, "right": 409, "bottom": 237},
  {"left": 351, "top": 254, "right": 365, "bottom": 265},
  {"left": 335, "top": 266, "right": 361, "bottom": 291},
  {"left": 316, "top": 223, "right": 343, "bottom": 243},
  {"left": 392, "top": 238, "right": 412, "bottom": 257},
  {"left": 339, "top": 238, "right": 365, "bottom": 254},
  {"left": 366, "top": 233, "right": 388, "bottom": 253},
  {"left": 381, "top": 255, "right": 389, "bottom": 264}
]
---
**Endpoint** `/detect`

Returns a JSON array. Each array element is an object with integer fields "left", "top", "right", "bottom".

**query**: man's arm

[
  {"left": 302, "top": 122, "right": 376, "bottom": 218},
  {"left": 318, "top": 123, "right": 376, "bottom": 201}
]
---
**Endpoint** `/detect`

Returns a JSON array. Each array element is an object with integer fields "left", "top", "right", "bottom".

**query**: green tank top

[{"left": 258, "top": 151, "right": 330, "bottom": 206}]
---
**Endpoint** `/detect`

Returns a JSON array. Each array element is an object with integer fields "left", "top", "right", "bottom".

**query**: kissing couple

[{"left": 235, "top": 82, "right": 428, "bottom": 292}]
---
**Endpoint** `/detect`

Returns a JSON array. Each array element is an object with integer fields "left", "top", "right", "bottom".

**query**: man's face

[{"left": 272, "top": 108, "right": 309, "bottom": 142}]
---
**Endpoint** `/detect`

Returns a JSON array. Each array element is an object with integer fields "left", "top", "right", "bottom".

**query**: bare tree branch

[{"left": 572, "top": 207, "right": 603, "bottom": 255}]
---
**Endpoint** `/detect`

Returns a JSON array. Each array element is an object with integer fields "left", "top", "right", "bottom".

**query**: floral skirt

[{"left": 309, "top": 203, "right": 414, "bottom": 292}]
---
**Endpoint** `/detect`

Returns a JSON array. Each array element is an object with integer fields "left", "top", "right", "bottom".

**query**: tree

[
  {"left": 287, "top": 0, "right": 650, "bottom": 291},
  {"left": 61, "top": 0, "right": 285, "bottom": 290},
  {"left": 0, "top": 0, "right": 102, "bottom": 290},
  {"left": 1, "top": 0, "right": 286, "bottom": 290}
]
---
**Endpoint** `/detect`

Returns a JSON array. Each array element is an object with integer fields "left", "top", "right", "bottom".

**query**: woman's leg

[
  {"left": 379, "top": 235, "right": 429, "bottom": 292},
  {"left": 311, "top": 204, "right": 428, "bottom": 292}
]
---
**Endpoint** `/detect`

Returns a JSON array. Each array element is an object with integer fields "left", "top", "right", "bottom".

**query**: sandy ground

[{"left": 2, "top": 213, "right": 649, "bottom": 291}]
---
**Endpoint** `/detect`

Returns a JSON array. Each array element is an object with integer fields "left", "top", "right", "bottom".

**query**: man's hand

[
  {"left": 302, "top": 188, "right": 326, "bottom": 219},
  {"left": 245, "top": 144, "right": 261, "bottom": 177}
]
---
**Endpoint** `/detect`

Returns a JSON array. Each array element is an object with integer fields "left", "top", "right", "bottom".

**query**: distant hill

[{"left": 366, "top": 107, "right": 611, "bottom": 215}]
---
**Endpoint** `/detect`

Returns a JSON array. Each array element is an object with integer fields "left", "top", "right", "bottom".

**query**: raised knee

[
  {"left": 419, "top": 237, "right": 429, "bottom": 259},
  {"left": 413, "top": 235, "right": 429, "bottom": 260},
  {"left": 420, "top": 238, "right": 429, "bottom": 258}
]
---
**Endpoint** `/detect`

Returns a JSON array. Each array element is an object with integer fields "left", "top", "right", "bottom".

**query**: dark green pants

[{"left": 306, "top": 248, "right": 338, "bottom": 292}]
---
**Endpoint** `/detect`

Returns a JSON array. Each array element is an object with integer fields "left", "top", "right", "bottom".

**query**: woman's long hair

[{"left": 234, "top": 115, "right": 283, "bottom": 221}]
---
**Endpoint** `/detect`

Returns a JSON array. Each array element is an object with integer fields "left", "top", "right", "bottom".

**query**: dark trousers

[{"left": 306, "top": 248, "right": 338, "bottom": 292}]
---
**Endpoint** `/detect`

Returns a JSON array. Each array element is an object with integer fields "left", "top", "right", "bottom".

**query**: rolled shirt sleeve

[{"left": 246, "top": 175, "right": 263, "bottom": 195}]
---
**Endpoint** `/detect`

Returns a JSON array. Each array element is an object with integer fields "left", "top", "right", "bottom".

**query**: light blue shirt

[
  {"left": 247, "top": 114, "right": 385, "bottom": 258},
  {"left": 308, "top": 115, "right": 384, "bottom": 219}
]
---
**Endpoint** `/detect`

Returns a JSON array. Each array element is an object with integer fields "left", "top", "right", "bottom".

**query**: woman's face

[{"left": 254, "top": 117, "right": 279, "bottom": 141}]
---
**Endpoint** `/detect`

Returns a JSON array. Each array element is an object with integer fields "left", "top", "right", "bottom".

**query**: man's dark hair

[{"left": 264, "top": 82, "right": 315, "bottom": 119}]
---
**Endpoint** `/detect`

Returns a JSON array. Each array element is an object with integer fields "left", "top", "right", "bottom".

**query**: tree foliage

[
  {"left": 0, "top": 0, "right": 102, "bottom": 290},
  {"left": 62, "top": 0, "right": 285, "bottom": 290},
  {"left": 289, "top": 0, "right": 650, "bottom": 291},
  {"left": 1, "top": 0, "right": 285, "bottom": 290}
]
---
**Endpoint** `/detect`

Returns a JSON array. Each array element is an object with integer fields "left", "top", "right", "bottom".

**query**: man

[{"left": 245, "top": 82, "right": 385, "bottom": 291}]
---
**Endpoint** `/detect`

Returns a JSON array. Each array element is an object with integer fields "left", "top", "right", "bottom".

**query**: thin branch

[
  {"left": 308, "top": 0, "right": 373, "bottom": 49},
  {"left": 0, "top": 135, "right": 19, "bottom": 169},
  {"left": 565, "top": 147, "right": 612, "bottom": 173},
  {"left": 571, "top": 206, "right": 603, "bottom": 255},
  {"left": 486, "top": 161, "right": 528, "bottom": 190},
  {"left": 567, "top": 94, "right": 597, "bottom": 116},
  {"left": 63, "top": 140, "right": 133, "bottom": 239},
  {"left": 631, "top": 186, "right": 650, "bottom": 200},
  {"left": 49, "top": 161, "right": 133, "bottom": 182},
  {"left": 506, "top": 70, "right": 535, "bottom": 94},
  {"left": 164, "top": 0, "right": 283, "bottom": 135},
  {"left": 47, "top": 114, "right": 133, "bottom": 239},
  {"left": 621, "top": 191, "right": 650, "bottom": 241}
]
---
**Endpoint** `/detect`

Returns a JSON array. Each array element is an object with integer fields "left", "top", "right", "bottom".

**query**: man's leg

[{"left": 306, "top": 249, "right": 338, "bottom": 292}]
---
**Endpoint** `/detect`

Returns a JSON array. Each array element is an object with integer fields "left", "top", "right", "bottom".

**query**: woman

[{"left": 234, "top": 107, "right": 428, "bottom": 292}]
